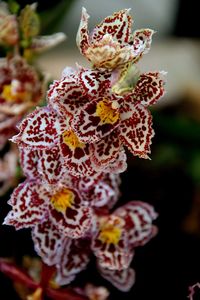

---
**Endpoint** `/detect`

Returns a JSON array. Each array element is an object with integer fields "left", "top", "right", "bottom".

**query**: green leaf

[
  {"left": 19, "top": 4, "right": 40, "bottom": 40},
  {"left": 8, "top": 0, "right": 20, "bottom": 14}
]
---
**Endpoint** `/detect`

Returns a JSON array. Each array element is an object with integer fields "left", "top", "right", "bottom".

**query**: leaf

[
  {"left": 8, "top": 0, "right": 20, "bottom": 14},
  {"left": 19, "top": 4, "right": 40, "bottom": 40}
]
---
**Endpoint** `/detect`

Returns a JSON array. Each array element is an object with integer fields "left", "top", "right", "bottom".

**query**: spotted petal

[
  {"left": 132, "top": 29, "right": 154, "bottom": 58},
  {"left": 92, "top": 216, "right": 133, "bottom": 270},
  {"left": 99, "top": 265, "right": 135, "bottom": 292},
  {"left": 101, "top": 147, "right": 127, "bottom": 174},
  {"left": 91, "top": 9, "right": 132, "bottom": 43},
  {"left": 37, "top": 146, "right": 65, "bottom": 184},
  {"left": 48, "top": 74, "right": 87, "bottom": 118},
  {"left": 130, "top": 71, "right": 166, "bottom": 106},
  {"left": 102, "top": 174, "right": 121, "bottom": 209},
  {"left": 83, "top": 181, "right": 116, "bottom": 208},
  {"left": 114, "top": 201, "right": 158, "bottom": 248},
  {"left": 72, "top": 98, "right": 120, "bottom": 143},
  {"left": 90, "top": 130, "right": 121, "bottom": 169},
  {"left": 78, "top": 69, "right": 111, "bottom": 97},
  {"left": 55, "top": 239, "right": 90, "bottom": 285},
  {"left": 76, "top": 7, "right": 90, "bottom": 56},
  {"left": 19, "top": 147, "right": 39, "bottom": 179},
  {"left": 11, "top": 107, "right": 67, "bottom": 149},
  {"left": 32, "top": 220, "right": 65, "bottom": 266},
  {"left": 48, "top": 187, "right": 92, "bottom": 238},
  {"left": 59, "top": 130, "right": 95, "bottom": 177},
  {"left": 119, "top": 103, "right": 154, "bottom": 159},
  {"left": 4, "top": 180, "right": 49, "bottom": 229}
]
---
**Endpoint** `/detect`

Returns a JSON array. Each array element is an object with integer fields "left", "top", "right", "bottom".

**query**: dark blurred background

[{"left": 1, "top": 0, "right": 200, "bottom": 299}]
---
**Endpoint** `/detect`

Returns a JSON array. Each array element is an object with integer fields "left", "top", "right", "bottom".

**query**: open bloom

[
  {"left": 0, "top": 56, "right": 44, "bottom": 116},
  {"left": 92, "top": 201, "right": 158, "bottom": 270},
  {"left": 4, "top": 171, "right": 121, "bottom": 238},
  {"left": 26, "top": 200, "right": 157, "bottom": 292},
  {"left": 4, "top": 179, "right": 93, "bottom": 239},
  {"left": 69, "top": 69, "right": 165, "bottom": 159},
  {"left": 11, "top": 104, "right": 127, "bottom": 178},
  {"left": 77, "top": 8, "right": 154, "bottom": 69},
  {"left": 48, "top": 64, "right": 165, "bottom": 166}
]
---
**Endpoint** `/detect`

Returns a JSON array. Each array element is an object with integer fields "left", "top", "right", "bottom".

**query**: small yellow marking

[
  {"left": 96, "top": 99, "right": 119, "bottom": 124},
  {"left": 62, "top": 130, "right": 85, "bottom": 150},
  {"left": 99, "top": 220, "right": 122, "bottom": 245},
  {"left": 51, "top": 188, "right": 75, "bottom": 212},
  {"left": 1, "top": 84, "right": 31, "bottom": 102}
]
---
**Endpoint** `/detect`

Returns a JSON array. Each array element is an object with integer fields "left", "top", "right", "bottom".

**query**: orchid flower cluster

[
  {"left": 3, "top": 7, "right": 165, "bottom": 297},
  {"left": 0, "top": 1, "right": 65, "bottom": 194}
]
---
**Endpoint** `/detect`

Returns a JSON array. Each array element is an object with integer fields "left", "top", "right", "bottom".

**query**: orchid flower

[
  {"left": 11, "top": 105, "right": 127, "bottom": 178},
  {"left": 48, "top": 64, "right": 165, "bottom": 160},
  {"left": 0, "top": 56, "right": 44, "bottom": 116},
  {"left": 2, "top": 5, "right": 165, "bottom": 297},
  {"left": 77, "top": 8, "right": 154, "bottom": 69},
  {"left": 31, "top": 201, "right": 157, "bottom": 292},
  {"left": 4, "top": 172, "right": 121, "bottom": 238}
]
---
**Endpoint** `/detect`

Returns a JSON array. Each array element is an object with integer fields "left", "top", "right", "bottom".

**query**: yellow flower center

[
  {"left": 1, "top": 84, "right": 31, "bottom": 102},
  {"left": 50, "top": 188, "right": 75, "bottom": 212},
  {"left": 96, "top": 99, "right": 119, "bottom": 124},
  {"left": 62, "top": 130, "right": 85, "bottom": 150},
  {"left": 99, "top": 223, "right": 122, "bottom": 245}
]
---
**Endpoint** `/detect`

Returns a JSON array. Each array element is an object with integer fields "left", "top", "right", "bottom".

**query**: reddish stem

[
  {"left": 40, "top": 263, "right": 56, "bottom": 289},
  {"left": 46, "top": 287, "right": 89, "bottom": 300},
  {"left": 0, "top": 259, "right": 38, "bottom": 290}
]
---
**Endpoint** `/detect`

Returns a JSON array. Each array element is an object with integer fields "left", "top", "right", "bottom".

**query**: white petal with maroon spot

[
  {"left": 55, "top": 239, "right": 90, "bottom": 285},
  {"left": 4, "top": 180, "right": 49, "bottom": 229},
  {"left": 92, "top": 216, "right": 133, "bottom": 270},
  {"left": 132, "top": 29, "right": 154, "bottom": 57},
  {"left": 114, "top": 201, "right": 158, "bottom": 248},
  {"left": 78, "top": 69, "right": 111, "bottom": 97},
  {"left": 102, "top": 174, "right": 121, "bottom": 209},
  {"left": 37, "top": 146, "right": 65, "bottom": 184},
  {"left": 119, "top": 103, "right": 154, "bottom": 159},
  {"left": 99, "top": 265, "right": 135, "bottom": 292},
  {"left": 11, "top": 107, "right": 67, "bottom": 149},
  {"left": 59, "top": 135, "right": 95, "bottom": 177},
  {"left": 91, "top": 9, "right": 132, "bottom": 44},
  {"left": 102, "top": 147, "right": 127, "bottom": 174},
  {"left": 48, "top": 188, "right": 93, "bottom": 238},
  {"left": 32, "top": 220, "right": 65, "bottom": 266},
  {"left": 95, "top": 242, "right": 134, "bottom": 271},
  {"left": 90, "top": 130, "right": 121, "bottom": 169},
  {"left": 76, "top": 7, "right": 90, "bottom": 55},
  {"left": 48, "top": 75, "right": 87, "bottom": 118},
  {"left": 83, "top": 181, "right": 115, "bottom": 208},
  {"left": 19, "top": 147, "right": 39, "bottom": 179},
  {"left": 71, "top": 99, "right": 120, "bottom": 143},
  {"left": 130, "top": 71, "right": 166, "bottom": 106}
]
